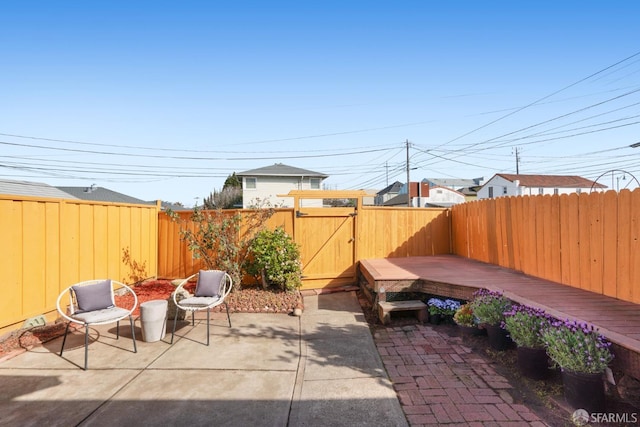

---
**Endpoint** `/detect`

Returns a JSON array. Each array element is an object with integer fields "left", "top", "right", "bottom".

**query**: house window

[
  {"left": 554, "top": 188, "right": 559, "bottom": 195},
  {"left": 576, "top": 188, "right": 582, "bottom": 194},
  {"left": 538, "top": 187, "right": 544, "bottom": 195},
  {"left": 503, "top": 186, "right": 508, "bottom": 195},
  {"left": 310, "top": 178, "right": 321, "bottom": 190},
  {"left": 488, "top": 187, "right": 494, "bottom": 198},
  {"left": 245, "top": 177, "right": 257, "bottom": 189}
]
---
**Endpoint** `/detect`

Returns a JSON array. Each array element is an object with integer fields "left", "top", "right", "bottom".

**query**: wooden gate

[{"left": 285, "top": 190, "right": 367, "bottom": 289}]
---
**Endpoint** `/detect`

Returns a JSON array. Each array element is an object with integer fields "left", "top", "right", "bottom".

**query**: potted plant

[
  {"left": 503, "top": 304, "right": 553, "bottom": 379},
  {"left": 541, "top": 319, "right": 614, "bottom": 412},
  {"left": 426, "top": 298, "right": 460, "bottom": 324},
  {"left": 427, "top": 298, "right": 445, "bottom": 324},
  {"left": 453, "top": 302, "right": 483, "bottom": 336},
  {"left": 469, "top": 289, "right": 512, "bottom": 350}
]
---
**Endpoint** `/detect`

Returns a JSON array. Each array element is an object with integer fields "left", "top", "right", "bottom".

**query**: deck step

[{"left": 378, "top": 300, "right": 427, "bottom": 325}]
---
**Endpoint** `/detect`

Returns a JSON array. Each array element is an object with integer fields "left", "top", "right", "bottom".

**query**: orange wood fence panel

[
  {"left": 157, "top": 206, "right": 452, "bottom": 287},
  {"left": 451, "top": 189, "right": 640, "bottom": 304},
  {"left": 0, "top": 195, "right": 159, "bottom": 333}
]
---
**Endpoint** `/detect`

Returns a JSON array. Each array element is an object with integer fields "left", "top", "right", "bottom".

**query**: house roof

[
  {"left": 382, "top": 193, "right": 409, "bottom": 206},
  {"left": 0, "top": 179, "right": 79, "bottom": 199},
  {"left": 236, "top": 163, "right": 328, "bottom": 178},
  {"left": 56, "top": 186, "right": 152, "bottom": 204},
  {"left": 424, "top": 177, "right": 484, "bottom": 188},
  {"left": 493, "top": 174, "right": 607, "bottom": 189},
  {"left": 377, "top": 181, "right": 403, "bottom": 196}
]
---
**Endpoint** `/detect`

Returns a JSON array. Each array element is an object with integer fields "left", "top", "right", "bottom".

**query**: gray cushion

[
  {"left": 71, "top": 306, "right": 130, "bottom": 324},
  {"left": 72, "top": 280, "right": 114, "bottom": 312},
  {"left": 179, "top": 296, "right": 221, "bottom": 307},
  {"left": 195, "top": 270, "right": 225, "bottom": 297}
]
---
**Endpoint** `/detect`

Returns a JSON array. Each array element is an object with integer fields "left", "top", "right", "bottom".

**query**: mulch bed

[{"left": 0, "top": 279, "right": 303, "bottom": 358}]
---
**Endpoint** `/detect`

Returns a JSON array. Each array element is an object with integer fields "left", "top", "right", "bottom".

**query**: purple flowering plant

[
  {"left": 469, "top": 289, "right": 512, "bottom": 326},
  {"left": 541, "top": 319, "right": 614, "bottom": 374},
  {"left": 427, "top": 298, "right": 460, "bottom": 316},
  {"left": 502, "top": 304, "right": 553, "bottom": 349}
]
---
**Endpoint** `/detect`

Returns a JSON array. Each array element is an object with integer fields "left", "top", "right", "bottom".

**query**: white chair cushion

[
  {"left": 179, "top": 296, "right": 221, "bottom": 308},
  {"left": 71, "top": 307, "right": 131, "bottom": 324}
]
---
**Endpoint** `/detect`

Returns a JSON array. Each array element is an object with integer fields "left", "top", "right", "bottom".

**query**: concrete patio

[{"left": 0, "top": 292, "right": 407, "bottom": 427}]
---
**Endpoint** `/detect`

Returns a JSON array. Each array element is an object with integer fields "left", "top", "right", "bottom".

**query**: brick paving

[{"left": 374, "top": 324, "right": 550, "bottom": 426}]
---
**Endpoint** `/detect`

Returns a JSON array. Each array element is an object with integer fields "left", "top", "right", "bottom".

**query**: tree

[
  {"left": 166, "top": 199, "right": 276, "bottom": 288},
  {"left": 223, "top": 172, "right": 241, "bottom": 189},
  {"left": 202, "top": 187, "right": 242, "bottom": 209},
  {"left": 202, "top": 173, "right": 243, "bottom": 209}
]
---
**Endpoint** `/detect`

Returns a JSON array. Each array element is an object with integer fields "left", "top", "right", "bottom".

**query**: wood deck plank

[{"left": 360, "top": 255, "right": 640, "bottom": 360}]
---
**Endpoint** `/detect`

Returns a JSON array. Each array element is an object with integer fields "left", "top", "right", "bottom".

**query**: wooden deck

[{"left": 359, "top": 254, "right": 640, "bottom": 379}]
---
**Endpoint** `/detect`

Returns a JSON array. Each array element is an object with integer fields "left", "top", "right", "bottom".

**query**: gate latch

[{"left": 296, "top": 211, "right": 308, "bottom": 218}]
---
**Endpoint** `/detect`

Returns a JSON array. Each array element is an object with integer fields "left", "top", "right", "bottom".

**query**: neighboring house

[
  {"left": 477, "top": 174, "right": 607, "bottom": 199},
  {"left": 375, "top": 181, "right": 403, "bottom": 205},
  {"left": 0, "top": 179, "right": 79, "bottom": 199},
  {"left": 236, "top": 163, "right": 329, "bottom": 208},
  {"left": 383, "top": 181, "right": 466, "bottom": 208},
  {"left": 57, "top": 185, "right": 152, "bottom": 204},
  {"left": 423, "top": 177, "right": 485, "bottom": 201}
]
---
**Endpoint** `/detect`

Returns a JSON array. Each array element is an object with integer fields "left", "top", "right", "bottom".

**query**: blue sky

[{"left": 2, "top": 1, "right": 640, "bottom": 205}]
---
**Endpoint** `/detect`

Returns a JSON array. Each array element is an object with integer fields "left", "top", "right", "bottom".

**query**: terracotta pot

[{"left": 516, "top": 346, "right": 549, "bottom": 380}]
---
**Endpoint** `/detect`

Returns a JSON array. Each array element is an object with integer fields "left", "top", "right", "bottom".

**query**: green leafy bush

[
  {"left": 245, "top": 227, "right": 302, "bottom": 292},
  {"left": 469, "top": 289, "right": 512, "bottom": 325},
  {"left": 453, "top": 303, "right": 476, "bottom": 327},
  {"left": 503, "top": 304, "right": 553, "bottom": 348},
  {"left": 542, "top": 319, "right": 614, "bottom": 374}
]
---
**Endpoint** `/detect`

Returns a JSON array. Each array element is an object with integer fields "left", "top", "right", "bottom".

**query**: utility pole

[
  {"left": 406, "top": 139, "right": 411, "bottom": 207},
  {"left": 514, "top": 147, "right": 520, "bottom": 174},
  {"left": 385, "top": 161, "right": 389, "bottom": 187}
]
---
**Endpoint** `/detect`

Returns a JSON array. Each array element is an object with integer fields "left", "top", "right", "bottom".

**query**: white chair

[
  {"left": 56, "top": 279, "right": 138, "bottom": 370},
  {"left": 171, "top": 270, "right": 233, "bottom": 346}
]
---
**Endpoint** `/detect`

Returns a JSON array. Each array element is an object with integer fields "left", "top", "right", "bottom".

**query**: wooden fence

[
  {"left": 0, "top": 195, "right": 159, "bottom": 334},
  {"left": 451, "top": 189, "right": 640, "bottom": 304},
  {"left": 157, "top": 208, "right": 294, "bottom": 279},
  {"left": 157, "top": 205, "right": 452, "bottom": 289},
  {"left": 10, "top": 187, "right": 640, "bottom": 331}
]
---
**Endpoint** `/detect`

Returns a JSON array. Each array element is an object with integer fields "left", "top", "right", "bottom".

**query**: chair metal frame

[
  {"left": 171, "top": 271, "right": 233, "bottom": 346},
  {"left": 56, "top": 279, "right": 138, "bottom": 370}
]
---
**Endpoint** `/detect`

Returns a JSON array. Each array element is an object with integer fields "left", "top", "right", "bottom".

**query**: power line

[{"left": 433, "top": 50, "right": 640, "bottom": 149}]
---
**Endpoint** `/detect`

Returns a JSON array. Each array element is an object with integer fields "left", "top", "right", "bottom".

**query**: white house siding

[
  {"left": 477, "top": 175, "right": 601, "bottom": 200},
  {"left": 242, "top": 176, "right": 323, "bottom": 208},
  {"left": 414, "top": 187, "right": 465, "bottom": 207},
  {"left": 477, "top": 176, "right": 519, "bottom": 199}
]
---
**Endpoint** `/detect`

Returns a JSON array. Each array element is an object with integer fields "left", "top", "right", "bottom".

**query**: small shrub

[
  {"left": 453, "top": 303, "right": 476, "bottom": 327},
  {"left": 503, "top": 304, "right": 553, "bottom": 348},
  {"left": 245, "top": 227, "right": 302, "bottom": 292},
  {"left": 469, "top": 289, "right": 512, "bottom": 325},
  {"left": 542, "top": 319, "right": 614, "bottom": 374}
]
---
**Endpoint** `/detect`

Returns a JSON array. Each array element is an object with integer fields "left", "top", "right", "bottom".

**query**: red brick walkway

[{"left": 374, "top": 324, "right": 550, "bottom": 426}]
